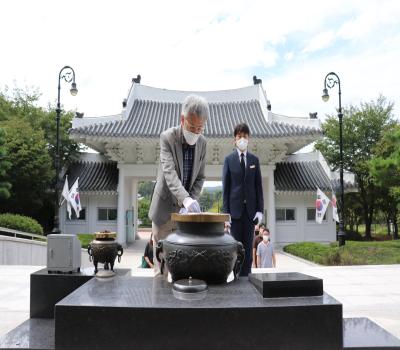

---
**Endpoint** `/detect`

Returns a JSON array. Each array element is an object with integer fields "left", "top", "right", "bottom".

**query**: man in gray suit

[{"left": 149, "top": 95, "right": 209, "bottom": 276}]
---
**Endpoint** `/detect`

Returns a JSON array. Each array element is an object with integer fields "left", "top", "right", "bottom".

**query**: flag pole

[{"left": 59, "top": 175, "right": 68, "bottom": 206}]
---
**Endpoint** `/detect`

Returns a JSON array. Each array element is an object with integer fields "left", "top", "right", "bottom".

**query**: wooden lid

[{"left": 171, "top": 212, "right": 230, "bottom": 223}]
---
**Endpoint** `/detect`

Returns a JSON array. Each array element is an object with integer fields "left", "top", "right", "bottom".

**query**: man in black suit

[{"left": 222, "top": 123, "right": 264, "bottom": 276}]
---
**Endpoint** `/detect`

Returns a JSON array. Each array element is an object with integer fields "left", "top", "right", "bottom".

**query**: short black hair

[
  {"left": 259, "top": 223, "right": 266, "bottom": 229},
  {"left": 234, "top": 123, "right": 250, "bottom": 137}
]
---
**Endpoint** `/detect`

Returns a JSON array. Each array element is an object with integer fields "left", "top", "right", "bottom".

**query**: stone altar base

[
  {"left": 55, "top": 276, "right": 343, "bottom": 350},
  {"left": 1, "top": 271, "right": 400, "bottom": 349}
]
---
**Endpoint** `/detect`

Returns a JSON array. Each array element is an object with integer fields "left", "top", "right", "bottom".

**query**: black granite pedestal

[
  {"left": 30, "top": 268, "right": 131, "bottom": 318},
  {"left": 55, "top": 276, "right": 343, "bottom": 350},
  {"left": 30, "top": 268, "right": 94, "bottom": 318},
  {"left": 249, "top": 272, "right": 323, "bottom": 298}
]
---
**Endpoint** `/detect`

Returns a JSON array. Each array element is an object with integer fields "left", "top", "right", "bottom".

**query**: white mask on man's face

[
  {"left": 236, "top": 137, "right": 248, "bottom": 151},
  {"left": 183, "top": 128, "right": 200, "bottom": 145},
  {"left": 263, "top": 235, "right": 270, "bottom": 242}
]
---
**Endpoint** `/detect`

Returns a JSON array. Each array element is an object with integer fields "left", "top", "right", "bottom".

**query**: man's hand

[
  {"left": 253, "top": 212, "right": 263, "bottom": 224},
  {"left": 183, "top": 197, "right": 201, "bottom": 213}
]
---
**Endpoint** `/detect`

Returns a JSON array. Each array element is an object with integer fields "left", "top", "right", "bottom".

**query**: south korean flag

[{"left": 315, "top": 188, "right": 330, "bottom": 224}]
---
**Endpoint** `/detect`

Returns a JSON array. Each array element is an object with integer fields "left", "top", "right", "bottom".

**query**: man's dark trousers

[{"left": 230, "top": 205, "right": 254, "bottom": 276}]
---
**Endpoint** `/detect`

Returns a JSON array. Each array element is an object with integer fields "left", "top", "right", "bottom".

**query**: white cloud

[
  {"left": 337, "top": 0, "right": 400, "bottom": 41},
  {"left": 302, "top": 31, "right": 336, "bottom": 53},
  {"left": 284, "top": 52, "right": 294, "bottom": 61},
  {"left": 264, "top": 41, "right": 400, "bottom": 120}
]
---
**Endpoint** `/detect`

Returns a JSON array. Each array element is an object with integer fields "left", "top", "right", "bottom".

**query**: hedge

[{"left": 0, "top": 213, "right": 44, "bottom": 235}]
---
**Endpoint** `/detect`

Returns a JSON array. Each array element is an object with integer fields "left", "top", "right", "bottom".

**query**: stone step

[
  {"left": 343, "top": 317, "right": 400, "bottom": 349},
  {"left": 0, "top": 319, "right": 54, "bottom": 350},
  {"left": 2, "top": 314, "right": 399, "bottom": 349}
]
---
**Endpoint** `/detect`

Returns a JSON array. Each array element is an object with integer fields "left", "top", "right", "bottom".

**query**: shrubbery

[
  {"left": 284, "top": 240, "right": 400, "bottom": 265},
  {"left": 0, "top": 213, "right": 44, "bottom": 234}
]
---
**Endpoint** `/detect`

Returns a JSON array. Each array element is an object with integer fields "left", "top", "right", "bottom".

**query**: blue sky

[{"left": 1, "top": 0, "right": 399, "bottom": 121}]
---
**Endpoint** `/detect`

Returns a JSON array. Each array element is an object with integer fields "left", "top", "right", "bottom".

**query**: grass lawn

[
  {"left": 77, "top": 233, "right": 95, "bottom": 249},
  {"left": 284, "top": 240, "right": 400, "bottom": 266}
]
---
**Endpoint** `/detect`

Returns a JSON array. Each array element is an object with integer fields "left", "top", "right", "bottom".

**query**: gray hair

[{"left": 181, "top": 95, "right": 210, "bottom": 120}]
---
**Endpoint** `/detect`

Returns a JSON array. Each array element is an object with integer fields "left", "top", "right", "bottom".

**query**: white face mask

[
  {"left": 236, "top": 137, "right": 248, "bottom": 151},
  {"left": 183, "top": 128, "right": 200, "bottom": 145},
  {"left": 263, "top": 235, "right": 270, "bottom": 242}
]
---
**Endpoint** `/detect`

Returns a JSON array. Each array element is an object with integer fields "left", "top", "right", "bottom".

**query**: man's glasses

[{"left": 185, "top": 120, "right": 205, "bottom": 134}]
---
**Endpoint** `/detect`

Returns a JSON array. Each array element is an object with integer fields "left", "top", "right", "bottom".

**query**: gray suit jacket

[{"left": 148, "top": 126, "right": 207, "bottom": 226}]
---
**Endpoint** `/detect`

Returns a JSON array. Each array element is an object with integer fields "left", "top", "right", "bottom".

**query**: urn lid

[
  {"left": 173, "top": 277, "right": 208, "bottom": 293},
  {"left": 171, "top": 212, "right": 230, "bottom": 223},
  {"left": 94, "top": 230, "right": 117, "bottom": 239}
]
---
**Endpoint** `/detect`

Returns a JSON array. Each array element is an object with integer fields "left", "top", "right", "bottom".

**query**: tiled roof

[
  {"left": 274, "top": 161, "right": 332, "bottom": 192},
  {"left": 70, "top": 99, "right": 321, "bottom": 138},
  {"left": 65, "top": 158, "right": 347, "bottom": 194},
  {"left": 64, "top": 161, "right": 118, "bottom": 193}
]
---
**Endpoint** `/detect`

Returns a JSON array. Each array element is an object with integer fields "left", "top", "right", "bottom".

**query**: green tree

[
  {"left": 316, "top": 96, "right": 396, "bottom": 239},
  {"left": 199, "top": 189, "right": 214, "bottom": 212},
  {"left": 0, "top": 87, "right": 82, "bottom": 230},
  {"left": 138, "top": 181, "right": 155, "bottom": 199},
  {"left": 138, "top": 198, "right": 151, "bottom": 227},
  {"left": 0, "top": 118, "right": 54, "bottom": 217},
  {"left": 0, "top": 128, "right": 11, "bottom": 199},
  {"left": 0, "top": 87, "right": 81, "bottom": 174},
  {"left": 343, "top": 192, "right": 363, "bottom": 234},
  {"left": 369, "top": 125, "right": 400, "bottom": 239}
]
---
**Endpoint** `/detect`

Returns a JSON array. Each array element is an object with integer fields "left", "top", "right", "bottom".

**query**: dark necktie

[{"left": 240, "top": 153, "right": 245, "bottom": 179}]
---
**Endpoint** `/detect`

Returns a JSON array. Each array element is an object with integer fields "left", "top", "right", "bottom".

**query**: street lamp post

[
  {"left": 52, "top": 66, "right": 78, "bottom": 234},
  {"left": 322, "top": 72, "right": 345, "bottom": 246}
]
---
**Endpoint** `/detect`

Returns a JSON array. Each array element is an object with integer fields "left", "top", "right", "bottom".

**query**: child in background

[{"left": 256, "top": 228, "right": 276, "bottom": 268}]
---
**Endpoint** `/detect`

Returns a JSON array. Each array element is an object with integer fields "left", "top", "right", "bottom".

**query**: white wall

[
  {"left": 60, "top": 194, "right": 118, "bottom": 235},
  {"left": 0, "top": 236, "right": 93, "bottom": 267},
  {"left": 0, "top": 236, "right": 46, "bottom": 265},
  {"left": 275, "top": 193, "right": 336, "bottom": 245}
]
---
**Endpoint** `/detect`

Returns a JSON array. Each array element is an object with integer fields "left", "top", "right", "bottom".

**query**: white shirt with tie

[{"left": 236, "top": 148, "right": 247, "bottom": 167}]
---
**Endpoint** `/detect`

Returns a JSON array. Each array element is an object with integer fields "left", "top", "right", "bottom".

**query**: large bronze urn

[
  {"left": 156, "top": 213, "right": 245, "bottom": 284},
  {"left": 87, "top": 231, "right": 123, "bottom": 274}
]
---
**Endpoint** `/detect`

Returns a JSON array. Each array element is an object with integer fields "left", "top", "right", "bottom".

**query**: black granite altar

[
  {"left": 343, "top": 317, "right": 400, "bottom": 349},
  {"left": 0, "top": 319, "right": 54, "bottom": 350},
  {"left": 55, "top": 276, "right": 343, "bottom": 350},
  {"left": 30, "top": 268, "right": 130, "bottom": 318},
  {"left": 249, "top": 272, "right": 323, "bottom": 298}
]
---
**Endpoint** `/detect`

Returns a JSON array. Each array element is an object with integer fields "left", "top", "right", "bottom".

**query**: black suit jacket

[{"left": 222, "top": 150, "right": 264, "bottom": 220}]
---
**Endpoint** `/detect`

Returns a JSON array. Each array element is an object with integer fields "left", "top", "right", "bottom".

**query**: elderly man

[{"left": 149, "top": 95, "right": 209, "bottom": 276}]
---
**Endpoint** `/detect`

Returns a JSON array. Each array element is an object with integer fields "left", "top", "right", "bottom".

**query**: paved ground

[
  {"left": 1, "top": 236, "right": 400, "bottom": 340},
  {"left": 261, "top": 251, "right": 400, "bottom": 339}
]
